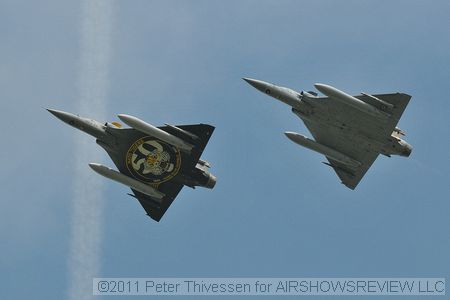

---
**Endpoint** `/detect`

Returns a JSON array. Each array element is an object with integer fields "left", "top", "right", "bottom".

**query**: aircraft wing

[
  {"left": 355, "top": 92, "right": 411, "bottom": 136},
  {"left": 106, "top": 124, "right": 214, "bottom": 172},
  {"left": 299, "top": 92, "right": 411, "bottom": 189},
  {"left": 302, "top": 119, "right": 380, "bottom": 189},
  {"left": 307, "top": 92, "right": 411, "bottom": 141},
  {"left": 130, "top": 182, "right": 184, "bottom": 222},
  {"left": 164, "top": 124, "right": 215, "bottom": 168},
  {"left": 102, "top": 124, "right": 214, "bottom": 221},
  {"left": 133, "top": 124, "right": 213, "bottom": 221},
  {"left": 325, "top": 156, "right": 378, "bottom": 190}
]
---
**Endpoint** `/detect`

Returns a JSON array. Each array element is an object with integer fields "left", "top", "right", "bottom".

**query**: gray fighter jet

[
  {"left": 243, "top": 78, "right": 412, "bottom": 189},
  {"left": 48, "top": 109, "right": 216, "bottom": 221}
]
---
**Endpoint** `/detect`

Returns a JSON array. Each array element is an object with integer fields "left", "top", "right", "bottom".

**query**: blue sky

[{"left": 1, "top": 0, "right": 450, "bottom": 299}]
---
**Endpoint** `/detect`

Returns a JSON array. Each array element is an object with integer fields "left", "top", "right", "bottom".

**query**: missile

[
  {"left": 314, "top": 83, "right": 390, "bottom": 119},
  {"left": 164, "top": 123, "right": 199, "bottom": 141},
  {"left": 88, "top": 163, "right": 165, "bottom": 201},
  {"left": 117, "top": 114, "right": 194, "bottom": 153},
  {"left": 284, "top": 132, "right": 361, "bottom": 168},
  {"left": 360, "top": 92, "right": 394, "bottom": 110}
]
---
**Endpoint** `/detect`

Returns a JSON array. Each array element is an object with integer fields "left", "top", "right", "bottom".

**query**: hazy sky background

[{"left": 1, "top": 0, "right": 450, "bottom": 299}]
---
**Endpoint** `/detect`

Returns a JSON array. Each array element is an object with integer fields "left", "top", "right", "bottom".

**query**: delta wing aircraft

[
  {"left": 243, "top": 78, "right": 412, "bottom": 189},
  {"left": 48, "top": 109, "right": 216, "bottom": 221}
]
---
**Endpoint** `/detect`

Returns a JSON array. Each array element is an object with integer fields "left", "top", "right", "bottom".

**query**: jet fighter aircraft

[
  {"left": 243, "top": 78, "right": 412, "bottom": 189},
  {"left": 48, "top": 109, "right": 216, "bottom": 221}
]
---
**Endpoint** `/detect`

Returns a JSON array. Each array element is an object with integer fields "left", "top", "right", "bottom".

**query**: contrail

[{"left": 67, "top": 1, "right": 114, "bottom": 299}]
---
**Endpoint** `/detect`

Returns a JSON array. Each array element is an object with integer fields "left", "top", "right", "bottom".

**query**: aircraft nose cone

[
  {"left": 242, "top": 77, "right": 255, "bottom": 84},
  {"left": 242, "top": 77, "right": 259, "bottom": 88},
  {"left": 46, "top": 108, "right": 61, "bottom": 117},
  {"left": 47, "top": 108, "right": 77, "bottom": 125},
  {"left": 242, "top": 77, "right": 271, "bottom": 94}
]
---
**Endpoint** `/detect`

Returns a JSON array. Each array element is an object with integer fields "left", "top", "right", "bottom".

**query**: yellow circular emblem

[{"left": 125, "top": 136, "right": 181, "bottom": 183}]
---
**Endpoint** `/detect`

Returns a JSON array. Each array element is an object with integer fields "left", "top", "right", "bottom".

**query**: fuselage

[
  {"left": 47, "top": 109, "right": 216, "bottom": 189},
  {"left": 242, "top": 78, "right": 412, "bottom": 158}
]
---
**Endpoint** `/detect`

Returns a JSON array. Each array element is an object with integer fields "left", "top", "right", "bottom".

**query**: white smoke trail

[{"left": 67, "top": 1, "right": 114, "bottom": 299}]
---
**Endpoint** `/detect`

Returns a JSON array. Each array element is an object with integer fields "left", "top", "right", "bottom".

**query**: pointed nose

[
  {"left": 46, "top": 108, "right": 62, "bottom": 117},
  {"left": 242, "top": 77, "right": 272, "bottom": 94},
  {"left": 47, "top": 108, "right": 78, "bottom": 125},
  {"left": 242, "top": 77, "right": 256, "bottom": 85}
]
